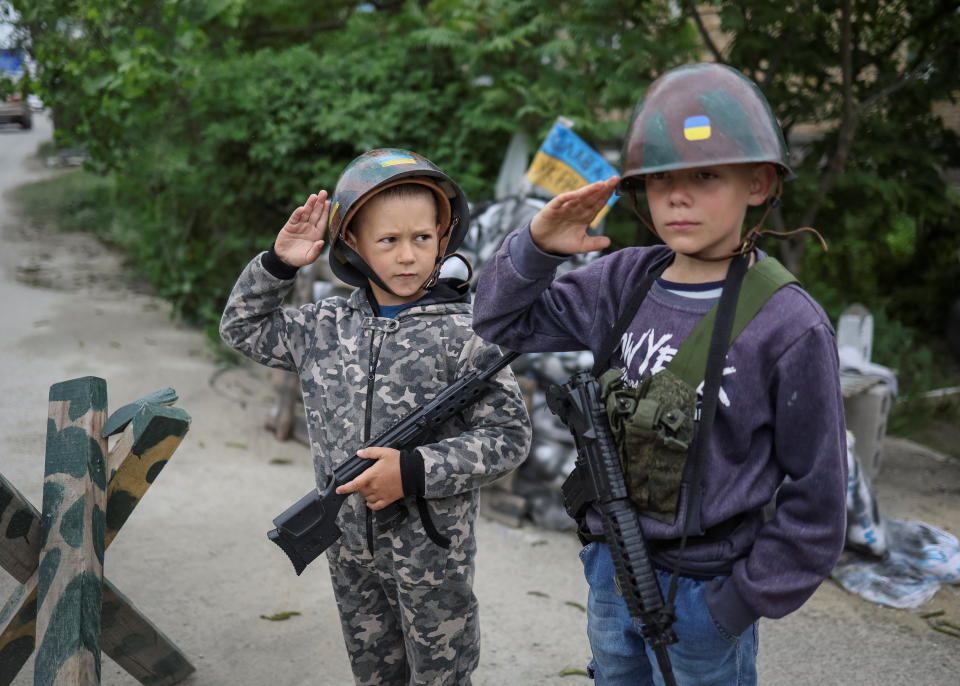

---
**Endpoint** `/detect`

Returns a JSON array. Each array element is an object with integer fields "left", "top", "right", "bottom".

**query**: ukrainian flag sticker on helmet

[
  {"left": 379, "top": 153, "right": 417, "bottom": 167},
  {"left": 328, "top": 200, "right": 340, "bottom": 229},
  {"left": 683, "top": 115, "right": 712, "bottom": 141}
]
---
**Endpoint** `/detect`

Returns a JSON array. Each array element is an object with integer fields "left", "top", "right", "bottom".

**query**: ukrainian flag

[
  {"left": 379, "top": 154, "right": 417, "bottom": 167},
  {"left": 525, "top": 121, "right": 619, "bottom": 227},
  {"left": 683, "top": 115, "right": 712, "bottom": 141}
]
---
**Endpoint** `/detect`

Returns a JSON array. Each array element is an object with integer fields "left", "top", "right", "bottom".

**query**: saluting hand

[
  {"left": 274, "top": 190, "right": 331, "bottom": 267},
  {"left": 529, "top": 176, "right": 618, "bottom": 255},
  {"left": 335, "top": 447, "right": 404, "bottom": 511}
]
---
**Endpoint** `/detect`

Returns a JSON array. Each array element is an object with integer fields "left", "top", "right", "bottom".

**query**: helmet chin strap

[
  {"left": 734, "top": 181, "right": 828, "bottom": 258},
  {"left": 341, "top": 242, "right": 395, "bottom": 295},
  {"left": 628, "top": 180, "right": 827, "bottom": 263},
  {"left": 418, "top": 216, "right": 461, "bottom": 291}
]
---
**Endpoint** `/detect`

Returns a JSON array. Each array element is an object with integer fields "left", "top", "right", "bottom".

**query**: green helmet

[
  {"left": 327, "top": 148, "right": 470, "bottom": 291},
  {"left": 619, "top": 63, "right": 793, "bottom": 194}
]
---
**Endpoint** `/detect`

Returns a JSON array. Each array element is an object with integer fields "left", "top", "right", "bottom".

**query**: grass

[
  {"left": 889, "top": 394, "right": 960, "bottom": 460},
  {"left": 14, "top": 167, "right": 115, "bottom": 237},
  {"left": 884, "top": 336, "right": 960, "bottom": 460},
  {"left": 35, "top": 139, "right": 58, "bottom": 161}
]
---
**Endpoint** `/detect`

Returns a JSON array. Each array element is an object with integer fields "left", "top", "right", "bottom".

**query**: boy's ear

[
  {"left": 748, "top": 163, "right": 778, "bottom": 206},
  {"left": 344, "top": 228, "right": 357, "bottom": 248}
]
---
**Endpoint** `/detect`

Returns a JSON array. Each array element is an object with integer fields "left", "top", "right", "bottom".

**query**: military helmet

[
  {"left": 619, "top": 63, "right": 793, "bottom": 195},
  {"left": 327, "top": 148, "right": 470, "bottom": 291}
]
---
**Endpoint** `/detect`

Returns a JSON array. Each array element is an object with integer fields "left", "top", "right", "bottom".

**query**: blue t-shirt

[{"left": 378, "top": 301, "right": 418, "bottom": 319}]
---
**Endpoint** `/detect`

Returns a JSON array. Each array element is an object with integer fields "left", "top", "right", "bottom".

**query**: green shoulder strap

[{"left": 668, "top": 257, "right": 798, "bottom": 388}]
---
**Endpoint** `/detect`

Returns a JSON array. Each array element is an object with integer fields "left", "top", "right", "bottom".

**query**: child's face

[
  {"left": 644, "top": 163, "right": 775, "bottom": 260},
  {"left": 346, "top": 194, "right": 440, "bottom": 306}
]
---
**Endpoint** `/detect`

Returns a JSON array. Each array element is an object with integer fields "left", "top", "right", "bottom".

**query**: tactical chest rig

[{"left": 596, "top": 253, "right": 798, "bottom": 528}]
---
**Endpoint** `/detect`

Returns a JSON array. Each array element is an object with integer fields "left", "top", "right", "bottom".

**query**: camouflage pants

[{"left": 327, "top": 535, "right": 480, "bottom": 686}]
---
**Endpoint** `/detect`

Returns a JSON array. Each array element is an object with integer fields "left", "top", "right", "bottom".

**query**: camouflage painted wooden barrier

[{"left": 0, "top": 377, "right": 195, "bottom": 686}]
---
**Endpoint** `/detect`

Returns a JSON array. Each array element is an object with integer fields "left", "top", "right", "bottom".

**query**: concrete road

[{"left": 1, "top": 114, "right": 958, "bottom": 685}]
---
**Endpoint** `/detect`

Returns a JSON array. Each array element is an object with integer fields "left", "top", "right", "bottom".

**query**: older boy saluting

[
  {"left": 473, "top": 64, "right": 847, "bottom": 685},
  {"left": 221, "top": 149, "right": 530, "bottom": 685}
]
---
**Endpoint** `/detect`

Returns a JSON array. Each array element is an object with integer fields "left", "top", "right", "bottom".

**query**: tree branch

[
  {"left": 800, "top": 0, "right": 855, "bottom": 227},
  {"left": 864, "top": 0, "right": 959, "bottom": 67},
  {"left": 782, "top": 3, "right": 954, "bottom": 270},
  {"left": 858, "top": 50, "right": 940, "bottom": 114},
  {"left": 782, "top": 0, "right": 855, "bottom": 271},
  {"left": 757, "top": 24, "right": 792, "bottom": 87},
  {"left": 684, "top": 1, "right": 724, "bottom": 63}
]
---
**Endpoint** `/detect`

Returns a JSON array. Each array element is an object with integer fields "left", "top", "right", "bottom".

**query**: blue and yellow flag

[
  {"left": 683, "top": 115, "right": 712, "bottom": 141},
  {"left": 378, "top": 153, "right": 417, "bottom": 167},
  {"left": 525, "top": 121, "right": 619, "bottom": 227}
]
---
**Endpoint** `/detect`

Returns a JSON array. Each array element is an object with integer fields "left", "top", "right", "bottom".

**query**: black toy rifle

[
  {"left": 549, "top": 371, "right": 679, "bottom": 686},
  {"left": 269, "top": 349, "right": 521, "bottom": 575}
]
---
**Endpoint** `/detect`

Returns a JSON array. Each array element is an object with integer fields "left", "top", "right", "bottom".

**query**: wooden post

[
  {"left": 99, "top": 403, "right": 194, "bottom": 683},
  {"left": 34, "top": 376, "right": 108, "bottom": 686},
  {"left": 0, "top": 392, "right": 194, "bottom": 686},
  {"left": 0, "top": 575, "right": 37, "bottom": 685},
  {"left": 0, "top": 476, "right": 43, "bottom": 685},
  {"left": 0, "top": 475, "right": 42, "bottom": 584}
]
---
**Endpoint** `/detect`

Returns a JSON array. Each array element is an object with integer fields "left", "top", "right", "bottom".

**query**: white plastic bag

[
  {"left": 844, "top": 432, "right": 887, "bottom": 557},
  {"left": 833, "top": 433, "right": 960, "bottom": 608}
]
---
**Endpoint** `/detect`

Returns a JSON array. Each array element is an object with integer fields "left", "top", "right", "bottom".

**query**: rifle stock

[{"left": 269, "top": 350, "right": 520, "bottom": 575}]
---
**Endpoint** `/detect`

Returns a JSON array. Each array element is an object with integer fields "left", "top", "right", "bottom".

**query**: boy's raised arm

[
  {"left": 528, "top": 177, "right": 616, "bottom": 255},
  {"left": 273, "top": 190, "right": 330, "bottom": 268},
  {"left": 472, "top": 178, "right": 624, "bottom": 354},
  {"left": 219, "top": 192, "right": 330, "bottom": 372}
]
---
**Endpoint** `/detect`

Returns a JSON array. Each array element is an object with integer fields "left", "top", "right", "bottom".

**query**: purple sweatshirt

[{"left": 472, "top": 227, "right": 848, "bottom": 636}]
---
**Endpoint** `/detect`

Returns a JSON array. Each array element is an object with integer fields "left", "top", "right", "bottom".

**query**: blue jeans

[{"left": 580, "top": 542, "right": 758, "bottom": 686}]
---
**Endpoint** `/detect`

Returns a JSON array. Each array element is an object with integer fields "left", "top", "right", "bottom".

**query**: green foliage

[
  {"left": 10, "top": 0, "right": 960, "bottom": 400},
  {"left": 799, "top": 114, "right": 960, "bottom": 334},
  {"left": 10, "top": 0, "right": 697, "bottom": 335},
  {"left": 701, "top": 0, "right": 960, "bottom": 394}
]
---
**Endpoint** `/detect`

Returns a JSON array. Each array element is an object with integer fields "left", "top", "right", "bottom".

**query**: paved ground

[{"left": 1, "top": 114, "right": 959, "bottom": 685}]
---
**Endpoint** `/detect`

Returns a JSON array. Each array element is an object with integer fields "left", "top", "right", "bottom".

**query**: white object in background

[
  {"left": 844, "top": 431, "right": 887, "bottom": 558},
  {"left": 438, "top": 257, "right": 470, "bottom": 283},
  {"left": 836, "top": 303, "right": 897, "bottom": 478},
  {"left": 837, "top": 303, "right": 874, "bottom": 362},
  {"left": 494, "top": 130, "right": 533, "bottom": 201}
]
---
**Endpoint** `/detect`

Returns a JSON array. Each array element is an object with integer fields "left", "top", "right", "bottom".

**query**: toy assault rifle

[
  {"left": 549, "top": 371, "right": 679, "bottom": 686},
  {"left": 268, "top": 349, "right": 521, "bottom": 575}
]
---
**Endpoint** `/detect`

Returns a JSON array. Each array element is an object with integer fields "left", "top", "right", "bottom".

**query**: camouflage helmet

[
  {"left": 327, "top": 148, "right": 470, "bottom": 291},
  {"left": 619, "top": 63, "right": 793, "bottom": 194}
]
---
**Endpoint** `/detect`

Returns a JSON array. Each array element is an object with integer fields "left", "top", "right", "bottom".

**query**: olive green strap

[{"left": 668, "top": 257, "right": 798, "bottom": 388}]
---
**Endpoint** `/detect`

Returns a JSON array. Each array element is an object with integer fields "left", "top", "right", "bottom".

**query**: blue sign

[
  {"left": 0, "top": 49, "right": 23, "bottom": 76},
  {"left": 539, "top": 123, "right": 618, "bottom": 185},
  {"left": 526, "top": 121, "right": 620, "bottom": 226}
]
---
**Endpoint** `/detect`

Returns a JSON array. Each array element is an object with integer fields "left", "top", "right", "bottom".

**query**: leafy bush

[
  {"left": 12, "top": 0, "right": 697, "bottom": 337},
  {"left": 11, "top": 0, "right": 959, "bottom": 395}
]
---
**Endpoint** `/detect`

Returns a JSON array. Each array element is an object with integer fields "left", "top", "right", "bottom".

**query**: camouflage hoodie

[{"left": 220, "top": 252, "right": 531, "bottom": 568}]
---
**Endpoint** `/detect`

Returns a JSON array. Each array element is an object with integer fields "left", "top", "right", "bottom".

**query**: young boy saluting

[
  {"left": 220, "top": 148, "right": 530, "bottom": 686},
  {"left": 472, "top": 64, "right": 847, "bottom": 685}
]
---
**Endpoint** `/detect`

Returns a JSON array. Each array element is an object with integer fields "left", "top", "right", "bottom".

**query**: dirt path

[{"left": 1, "top": 114, "right": 958, "bottom": 685}]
